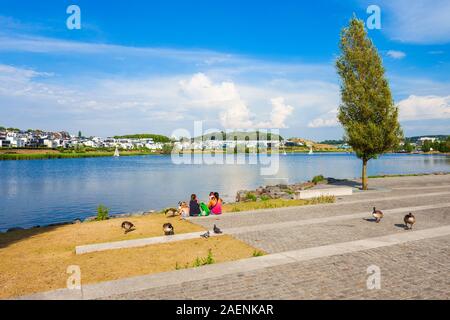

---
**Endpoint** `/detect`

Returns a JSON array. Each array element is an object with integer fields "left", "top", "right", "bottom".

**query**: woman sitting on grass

[
  {"left": 189, "top": 194, "right": 201, "bottom": 217},
  {"left": 208, "top": 192, "right": 222, "bottom": 215}
]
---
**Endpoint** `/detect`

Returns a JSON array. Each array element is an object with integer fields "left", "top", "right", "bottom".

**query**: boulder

[
  {"left": 236, "top": 190, "right": 249, "bottom": 202},
  {"left": 83, "top": 216, "right": 97, "bottom": 223}
]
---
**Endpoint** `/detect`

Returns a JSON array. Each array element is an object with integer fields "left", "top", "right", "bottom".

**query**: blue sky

[{"left": 0, "top": 0, "right": 449, "bottom": 140}]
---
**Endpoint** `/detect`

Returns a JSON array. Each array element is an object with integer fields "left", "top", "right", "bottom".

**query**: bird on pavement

[
  {"left": 404, "top": 213, "right": 416, "bottom": 230},
  {"left": 121, "top": 221, "right": 135, "bottom": 234},
  {"left": 372, "top": 207, "right": 384, "bottom": 223},
  {"left": 213, "top": 224, "right": 223, "bottom": 234}
]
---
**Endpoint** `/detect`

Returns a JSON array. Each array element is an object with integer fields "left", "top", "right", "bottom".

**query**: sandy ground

[{"left": 0, "top": 214, "right": 257, "bottom": 298}]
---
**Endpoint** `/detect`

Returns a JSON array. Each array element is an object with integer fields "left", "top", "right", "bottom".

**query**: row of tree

[
  {"left": 113, "top": 134, "right": 171, "bottom": 143},
  {"left": 421, "top": 138, "right": 450, "bottom": 153}
]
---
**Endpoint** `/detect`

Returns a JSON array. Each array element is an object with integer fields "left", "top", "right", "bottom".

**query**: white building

[{"left": 419, "top": 137, "right": 437, "bottom": 144}]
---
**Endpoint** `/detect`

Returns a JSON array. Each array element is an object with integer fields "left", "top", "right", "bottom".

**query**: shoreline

[
  {"left": 0, "top": 149, "right": 449, "bottom": 161},
  {"left": 2, "top": 172, "right": 449, "bottom": 233}
]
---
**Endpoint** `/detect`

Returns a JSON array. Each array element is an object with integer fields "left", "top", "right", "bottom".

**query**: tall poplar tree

[{"left": 336, "top": 18, "right": 402, "bottom": 190}]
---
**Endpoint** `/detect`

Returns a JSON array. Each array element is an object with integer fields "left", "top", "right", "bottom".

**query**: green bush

[
  {"left": 312, "top": 175, "right": 325, "bottom": 184},
  {"left": 260, "top": 195, "right": 270, "bottom": 201},
  {"left": 96, "top": 204, "right": 109, "bottom": 221},
  {"left": 252, "top": 250, "right": 265, "bottom": 257},
  {"left": 246, "top": 193, "right": 257, "bottom": 202}
]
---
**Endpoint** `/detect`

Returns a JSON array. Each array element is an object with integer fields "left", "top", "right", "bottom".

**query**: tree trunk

[{"left": 362, "top": 159, "right": 368, "bottom": 190}]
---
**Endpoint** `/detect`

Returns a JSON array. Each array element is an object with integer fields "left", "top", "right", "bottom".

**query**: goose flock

[
  {"left": 117, "top": 207, "right": 417, "bottom": 239},
  {"left": 371, "top": 208, "right": 416, "bottom": 230}
]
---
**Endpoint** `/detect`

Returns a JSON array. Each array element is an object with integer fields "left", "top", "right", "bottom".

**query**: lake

[{"left": 0, "top": 153, "right": 449, "bottom": 231}]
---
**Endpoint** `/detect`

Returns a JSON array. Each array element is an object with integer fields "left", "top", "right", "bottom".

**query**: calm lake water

[{"left": 0, "top": 153, "right": 449, "bottom": 231}]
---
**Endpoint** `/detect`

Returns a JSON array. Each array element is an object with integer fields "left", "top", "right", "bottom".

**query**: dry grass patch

[{"left": 0, "top": 214, "right": 257, "bottom": 298}]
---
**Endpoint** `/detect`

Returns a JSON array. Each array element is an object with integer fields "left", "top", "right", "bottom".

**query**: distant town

[{"left": 0, "top": 126, "right": 448, "bottom": 153}]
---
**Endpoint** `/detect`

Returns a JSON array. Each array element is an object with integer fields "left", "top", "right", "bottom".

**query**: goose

[
  {"left": 121, "top": 221, "right": 135, "bottom": 234},
  {"left": 372, "top": 207, "right": 384, "bottom": 223},
  {"left": 213, "top": 224, "right": 223, "bottom": 234},
  {"left": 164, "top": 208, "right": 178, "bottom": 217},
  {"left": 404, "top": 213, "right": 416, "bottom": 230},
  {"left": 163, "top": 223, "right": 174, "bottom": 236}
]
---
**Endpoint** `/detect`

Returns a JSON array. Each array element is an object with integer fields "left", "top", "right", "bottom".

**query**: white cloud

[
  {"left": 264, "top": 97, "right": 294, "bottom": 128},
  {"left": 180, "top": 73, "right": 294, "bottom": 129},
  {"left": 397, "top": 95, "right": 450, "bottom": 120},
  {"left": 308, "top": 109, "right": 339, "bottom": 128},
  {"left": 179, "top": 73, "right": 240, "bottom": 105},
  {"left": 379, "top": 0, "right": 450, "bottom": 44},
  {"left": 307, "top": 94, "right": 450, "bottom": 128},
  {"left": 387, "top": 50, "right": 406, "bottom": 59}
]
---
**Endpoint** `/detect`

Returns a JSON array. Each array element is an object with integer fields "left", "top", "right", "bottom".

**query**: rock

[
  {"left": 236, "top": 190, "right": 249, "bottom": 202},
  {"left": 255, "top": 187, "right": 265, "bottom": 195},
  {"left": 7, "top": 227, "right": 24, "bottom": 233},
  {"left": 73, "top": 219, "right": 82, "bottom": 224},
  {"left": 83, "top": 216, "right": 97, "bottom": 223},
  {"left": 48, "top": 221, "right": 72, "bottom": 227},
  {"left": 266, "top": 186, "right": 282, "bottom": 195},
  {"left": 112, "top": 213, "right": 131, "bottom": 218}
]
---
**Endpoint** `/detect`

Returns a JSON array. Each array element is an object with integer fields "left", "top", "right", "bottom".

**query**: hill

[
  {"left": 113, "top": 134, "right": 171, "bottom": 143},
  {"left": 194, "top": 131, "right": 284, "bottom": 141},
  {"left": 406, "top": 135, "right": 449, "bottom": 143}
]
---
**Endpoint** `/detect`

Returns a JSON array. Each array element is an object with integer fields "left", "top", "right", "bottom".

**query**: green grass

[
  {"left": 223, "top": 196, "right": 336, "bottom": 213},
  {"left": 176, "top": 249, "right": 215, "bottom": 269},
  {"left": 312, "top": 175, "right": 326, "bottom": 184},
  {"left": 252, "top": 250, "right": 265, "bottom": 257},
  {"left": 369, "top": 172, "right": 450, "bottom": 179},
  {"left": 0, "top": 151, "right": 159, "bottom": 161}
]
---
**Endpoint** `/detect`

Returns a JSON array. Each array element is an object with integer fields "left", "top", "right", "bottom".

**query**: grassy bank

[
  {"left": 0, "top": 150, "right": 159, "bottom": 161},
  {"left": 369, "top": 172, "right": 450, "bottom": 179},
  {"left": 0, "top": 213, "right": 257, "bottom": 298},
  {"left": 223, "top": 196, "right": 336, "bottom": 213}
]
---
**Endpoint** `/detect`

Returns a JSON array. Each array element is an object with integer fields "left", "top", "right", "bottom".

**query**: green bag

[{"left": 200, "top": 202, "right": 210, "bottom": 216}]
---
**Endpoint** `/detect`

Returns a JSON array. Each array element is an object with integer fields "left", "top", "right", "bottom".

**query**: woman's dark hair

[
  {"left": 214, "top": 192, "right": 220, "bottom": 200},
  {"left": 191, "top": 194, "right": 197, "bottom": 201},
  {"left": 209, "top": 192, "right": 214, "bottom": 197}
]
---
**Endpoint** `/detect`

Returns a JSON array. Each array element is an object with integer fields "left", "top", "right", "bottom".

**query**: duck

[
  {"left": 121, "top": 221, "right": 135, "bottom": 234},
  {"left": 404, "top": 213, "right": 416, "bottom": 230},
  {"left": 163, "top": 223, "right": 174, "bottom": 236},
  {"left": 372, "top": 207, "right": 384, "bottom": 223},
  {"left": 213, "top": 224, "right": 223, "bottom": 234}
]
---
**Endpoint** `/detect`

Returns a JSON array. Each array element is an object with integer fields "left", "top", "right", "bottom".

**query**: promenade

[{"left": 22, "top": 174, "right": 450, "bottom": 300}]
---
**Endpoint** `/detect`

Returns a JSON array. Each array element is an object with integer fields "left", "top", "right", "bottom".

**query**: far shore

[{"left": 1, "top": 147, "right": 449, "bottom": 161}]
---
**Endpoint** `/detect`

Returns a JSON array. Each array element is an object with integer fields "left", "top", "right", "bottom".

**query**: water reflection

[{"left": 0, "top": 153, "right": 448, "bottom": 231}]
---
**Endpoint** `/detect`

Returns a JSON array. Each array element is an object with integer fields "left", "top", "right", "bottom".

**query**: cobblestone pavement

[
  {"left": 96, "top": 176, "right": 450, "bottom": 300},
  {"left": 107, "top": 236, "right": 450, "bottom": 300},
  {"left": 194, "top": 191, "right": 450, "bottom": 230}
]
